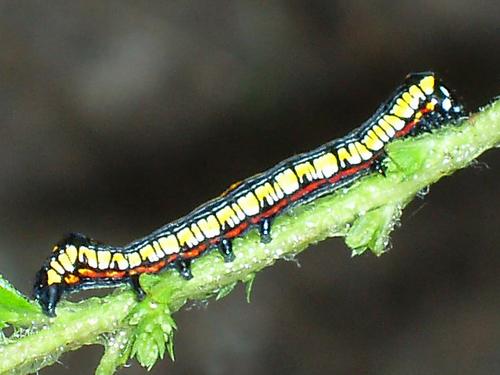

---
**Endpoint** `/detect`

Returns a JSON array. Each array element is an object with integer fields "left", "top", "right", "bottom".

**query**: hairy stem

[{"left": 0, "top": 99, "right": 498, "bottom": 374}]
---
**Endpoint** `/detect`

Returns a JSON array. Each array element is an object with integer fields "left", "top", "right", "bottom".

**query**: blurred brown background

[{"left": 0, "top": 1, "right": 499, "bottom": 374}]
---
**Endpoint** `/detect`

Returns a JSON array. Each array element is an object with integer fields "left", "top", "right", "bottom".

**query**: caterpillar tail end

[{"left": 34, "top": 284, "right": 62, "bottom": 317}]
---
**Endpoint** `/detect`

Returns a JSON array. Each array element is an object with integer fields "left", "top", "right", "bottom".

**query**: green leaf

[
  {"left": 95, "top": 329, "right": 133, "bottom": 375},
  {"left": 386, "top": 135, "right": 432, "bottom": 175},
  {"left": 0, "top": 274, "right": 42, "bottom": 327},
  {"left": 128, "top": 300, "right": 177, "bottom": 370},
  {"left": 243, "top": 273, "right": 256, "bottom": 303},
  {"left": 141, "top": 273, "right": 180, "bottom": 305},
  {"left": 215, "top": 281, "right": 237, "bottom": 301},
  {"left": 166, "top": 332, "right": 175, "bottom": 361},
  {"left": 132, "top": 332, "right": 159, "bottom": 370},
  {"left": 345, "top": 203, "right": 403, "bottom": 256}
]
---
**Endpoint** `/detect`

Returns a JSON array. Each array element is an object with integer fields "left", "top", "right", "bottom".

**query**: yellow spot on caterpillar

[
  {"left": 197, "top": 215, "right": 221, "bottom": 238},
  {"left": 268, "top": 184, "right": 279, "bottom": 201},
  {"left": 111, "top": 253, "right": 129, "bottom": 270},
  {"left": 402, "top": 91, "right": 419, "bottom": 110},
  {"left": 66, "top": 245, "right": 78, "bottom": 264},
  {"left": 419, "top": 75, "right": 435, "bottom": 95},
  {"left": 216, "top": 205, "right": 238, "bottom": 228},
  {"left": 190, "top": 223, "right": 206, "bottom": 242},
  {"left": 50, "top": 260, "right": 65, "bottom": 275},
  {"left": 64, "top": 274, "right": 80, "bottom": 285},
  {"left": 255, "top": 183, "right": 278, "bottom": 206},
  {"left": 139, "top": 245, "right": 158, "bottom": 263},
  {"left": 158, "top": 235, "right": 180, "bottom": 255},
  {"left": 237, "top": 192, "right": 260, "bottom": 216},
  {"left": 409, "top": 84, "right": 425, "bottom": 101},
  {"left": 354, "top": 142, "right": 373, "bottom": 161},
  {"left": 392, "top": 98, "right": 414, "bottom": 118},
  {"left": 47, "top": 269, "right": 62, "bottom": 285},
  {"left": 97, "top": 251, "right": 112, "bottom": 269},
  {"left": 426, "top": 101, "right": 435, "bottom": 111},
  {"left": 312, "top": 152, "right": 338, "bottom": 178},
  {"left": 294, "top": 162, "right": 317, "bottom": 183},
  {"left": 275, "top": 169, "right": 299, "bottom": 195},
  {"left": 337, "top": 147, "right": 350, "bottom": 168},
  {"left": 415, "top": 111, "right": 423, "bottom": 120},
  {"left": 231, "top": 203, "right": 246, "bottom": 220},
  {"left": 58, "top": 252, "right": 75, "bottom": 272},
  {"left": 373, "top": 125, "right": 390, "bottom": 142},
  {"left": 153, "top": 241, "right": 165, "bottom": 257},
  {"left": 347, "top": 143, "right": 362, "bottom": 164},
  {"left": 177, "top": 227, "right": 199, "bottom": 247},
  {"left": 127, "top": 252, "right": 142, "bottom": 268},
  {"left": 272, "top": 181, "right": 285, "bottom": 199},
  {"left": 79, "top": 247, "right": 98, "bottom": 269},
  {"left": 383, "top": 115, "right": 405, "bottom": 131},
  {"left": 361, "top": 130, "right": 384, "bottom": 151},
  {"left": 378, "top": 118, "right": 395, "bottom": 137},
  {"left": 220, "top": 180, "right": 243, "bottom": 197},
  {"left": 337, "top": 145, "right": 361, "bottom": 168}
]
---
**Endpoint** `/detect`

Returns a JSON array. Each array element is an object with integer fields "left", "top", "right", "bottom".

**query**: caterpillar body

[{"left": 34, "top": 72, "right": 464, "bottom": 316}]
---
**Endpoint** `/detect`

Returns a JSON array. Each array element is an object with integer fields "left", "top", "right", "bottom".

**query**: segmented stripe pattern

[{"left": 34, "top": 72, "right": 464, "bottom": 316}]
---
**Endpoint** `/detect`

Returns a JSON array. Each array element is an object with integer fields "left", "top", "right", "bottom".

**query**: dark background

[{"left": 0, "top": 1, "right": 498, "bottom": 374}]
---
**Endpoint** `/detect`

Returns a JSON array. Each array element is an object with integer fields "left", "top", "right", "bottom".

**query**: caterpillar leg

[
  {"left": 36, "top": 284, "right": 62, "bottom": 317},
  {"left": 129, "top": 274, "right": 146, "bottom": 300},
  {"left": 259, "top": 217, "right": 273, "bottom": 244},
  {"left": 218, "top": 238, "right": 235, "bottom": 262},
  {"left": 372, "top": 151, "right": 388, "bottom": 176},
  {"left": 176, "top": 259, "right": 193, "bottom": 279}
]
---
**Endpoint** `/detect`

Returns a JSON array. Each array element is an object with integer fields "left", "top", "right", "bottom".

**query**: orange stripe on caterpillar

[{"left": 33, "top": 72, "right": 464, "bottom": 316}]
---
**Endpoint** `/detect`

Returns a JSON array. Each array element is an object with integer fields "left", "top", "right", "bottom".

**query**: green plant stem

[
  {"left": 0, "top": 99, "right": 499, "bottom": 374},
  {"left": 0, "top": 293, "right": 136, "bottom": 374},
  {"left": 95, "top": 328, "right": 133, "bottom": 375}
]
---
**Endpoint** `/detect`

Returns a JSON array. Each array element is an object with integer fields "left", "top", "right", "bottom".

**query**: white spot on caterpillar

[
  {"left": 440, "top": 86, "right": 450, "bottom": 97},
  {"left": 442, "top": 98, "right": 452, "bottom": 112}
]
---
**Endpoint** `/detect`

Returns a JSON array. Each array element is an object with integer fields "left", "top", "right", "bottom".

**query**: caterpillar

[{"left": 34, "top": 72, "right": 464, "bottom": 316}]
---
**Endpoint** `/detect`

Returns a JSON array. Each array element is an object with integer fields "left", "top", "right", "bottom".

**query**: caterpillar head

[
  {"left": 432, "top": 77, "right": 465, "bottom": 121},
  {"left": 407, "top": 72, "right": 465, "bottom": 126}
]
